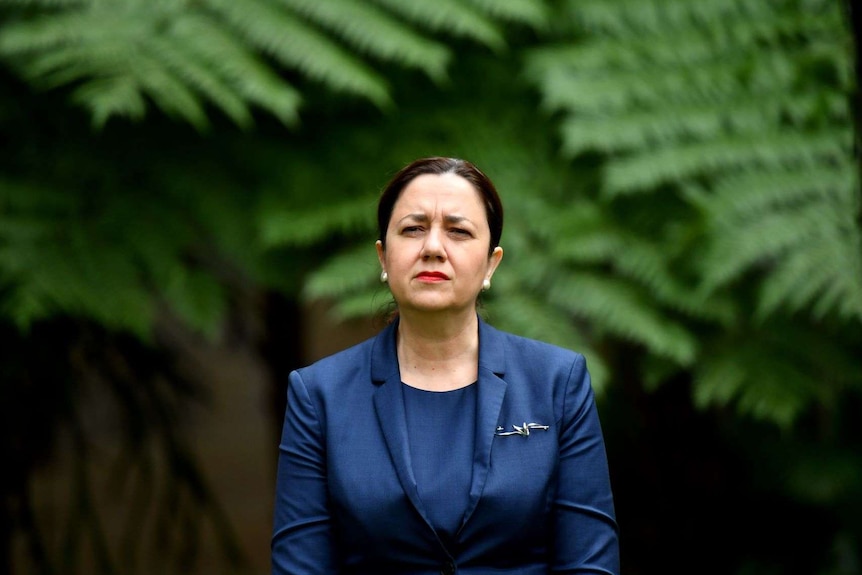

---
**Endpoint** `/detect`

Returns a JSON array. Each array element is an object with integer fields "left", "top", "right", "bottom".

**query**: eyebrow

[{"left": 398, "top": 213, "right": 473, "bottom": 225}]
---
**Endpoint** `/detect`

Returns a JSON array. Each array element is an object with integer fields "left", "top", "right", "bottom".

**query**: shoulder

[
  {"left": 482, "top": 323, "right": 595, "bottom": 423},
  {"left": 482, "top": 321, "right": 585, "bottom": 374}
]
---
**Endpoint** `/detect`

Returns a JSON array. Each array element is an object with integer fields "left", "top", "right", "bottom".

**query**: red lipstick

[{"left": 416, "top": 271, "right": 449, "bottom": 282}]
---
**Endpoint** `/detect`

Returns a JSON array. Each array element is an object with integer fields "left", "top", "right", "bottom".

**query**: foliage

[
  {"left": 0, "top": 2, "right": 551, "bottom": 573},
  {"left": 275, "top": 0, "right": 862, "bottom": 426},
  {"left": 1, "top": 0, "right": 861, "bottom": 573},
  {"left": 263, "top": 4, "right": 862, "bottom": 566},
  {"left": 0, "top": 106, "right": 248, "bottom": 340},
  {"left": 0, "top": 0, "right": 545, "bottom": 129},
  {"left": 521, "top": 0, "right": 862, "bottom": 425}
]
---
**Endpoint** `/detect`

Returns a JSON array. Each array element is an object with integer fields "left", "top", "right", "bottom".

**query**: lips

[{"left": 416, "top": 271, "right": 449, "bottom": 281}]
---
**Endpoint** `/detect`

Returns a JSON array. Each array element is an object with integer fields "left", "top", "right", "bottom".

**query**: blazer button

[{"left": 440, "top": 560, "right": 455, "bottom": 575}]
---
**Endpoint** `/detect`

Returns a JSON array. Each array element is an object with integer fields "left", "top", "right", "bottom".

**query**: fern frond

[
  {"left": 1, "top": 9, "right": 214, "bottom": 128},
  {"left": 566, "top": 0, "right": 795, "bottom": 37},
  {"left": 276, "top": 0, "right": 450, "bottom": 81},
  {"left": 529, "top": 0, "right": 856, "bottom": 333},
  {"left": 118, "top": 50, "right": 211, "bottom": 128},
  {"left": 0, "top": 0, "right": 394, "bottom": 124},
  {"left": 603, "top": 127, "right": 852, "bottom": 196},
  {"left": 145, "top": 34, "right": 253, "bottom": 128},
  {"left": 204, "top": 0, "right": 391, "bottom": 106},
  {"left": 694, "top": 161, "right": 857, "bottom": 226},
  {"left": 699, "top": 200, "right": 850, "bottom": 293},
  {"left": 757, "top": 222, "right": 862, "bottom": 322},
  {"left": 612, "top": 241, "right": 736, "bottom": 324},
  {"left": 0, "top": 10, "right": 101, "bottom": 55},
  {"left": 691, "top": 158, "right": 861, "bottom": 323},
  {"left": 301, "top": 244, "right": 380, "bottom": 302},
  {"left": 0, "top": 235, "right": 154, "bottom": 335},
  {"left": 692, "top": 320, "right": 859, "bottom": 426},
  {"left": 549, "top": 225, "right": 621, "bottom": 266},
  {"left": 547, "top": 271, "right": 697, "bottom": 364},
  {"left": 165, "top": 13, "right": 301, "bottom": 125},
  {"left": 465, "top": 0, "right": 550, "bottom": 28},
  {"left": 1, "top": 0, "right": 88, "bottom": 6},
  {"left": 540, "top": 201, "right": 734, "bottom": 322},
  {"left": 558, "top": 91, "right": 847, "bottom": 156},
  {"left": 693, "top": 344, "right": 815, "bottom": 428},
  {"left": 259, "top": 194, "right": 377, "bottom": 248},
  {"left": 370, "top": 0, "right": 504, "bottom": 49},
  {"left": 7, "top": 32, "right": 135, "bottom": 88},
  {"left": 0, "top": 167, "right": 242, "bottom": 338},
  {"left": 534, "top": 7, "right": 844, "bottom": 74},
  {"left": 547, "top": 45, "right": 844, "bottom": 119},
  {"left": 0, "top": 0, "right": 553, "bottom": 128},
  {"left": 72, "top": 77, "right": 148, "bottom": 126},
  {"left": 310, "top": 250, "right": 398, "bottom": 321},
  {"left": 542, "top": 201, "right": 618, "bottom": 264}
]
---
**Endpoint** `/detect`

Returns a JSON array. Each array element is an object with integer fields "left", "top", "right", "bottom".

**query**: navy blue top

[{"left": 402, "top": 382, "right": 477, "bottom": 543}]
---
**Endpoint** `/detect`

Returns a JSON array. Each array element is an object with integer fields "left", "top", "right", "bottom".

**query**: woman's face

[{"left": 376, "top": 173, "right": 503, "bottom": 316}]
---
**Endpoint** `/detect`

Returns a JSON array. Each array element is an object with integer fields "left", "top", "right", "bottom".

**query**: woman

[{"left": 271, "top": 157, "right": 619, "bottom": 574}]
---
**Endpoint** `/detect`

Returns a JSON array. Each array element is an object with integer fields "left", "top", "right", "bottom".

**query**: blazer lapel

[
  {"left": 460, "top": 319, "right": 508, "bottom": 530},
  {"left": 370, "top": 320, "right": 430, "bottom": 523},
  {"left": 369, "top": 317, "right": 510, "bottom": 537}
]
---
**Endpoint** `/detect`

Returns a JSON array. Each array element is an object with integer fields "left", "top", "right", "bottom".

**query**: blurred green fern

[
  {"left": 2, "top": 1, "right": 861, "bottom": 571},
  {"left": 1, "top": 0, "right": 859, "bottom": 460},
  {"left": 521, "top": 0, "right": 861, "bottom": 424},
  {"left": 0, "top": 0, "right": 542, "bottom": 128}
]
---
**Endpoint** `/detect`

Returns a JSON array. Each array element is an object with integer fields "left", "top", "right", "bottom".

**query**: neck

[{"left": 396, "top": 309, "right": 479, "bottom": 391}]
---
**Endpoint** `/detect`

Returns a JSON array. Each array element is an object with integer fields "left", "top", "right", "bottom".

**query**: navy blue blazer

[{"left": 272, "top": 318, "right": 619, "bottom": 574}]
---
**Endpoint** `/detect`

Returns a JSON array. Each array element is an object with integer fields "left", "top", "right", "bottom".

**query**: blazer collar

[{"left": 370, "top": 316, "right": 509, "bottom": 537}]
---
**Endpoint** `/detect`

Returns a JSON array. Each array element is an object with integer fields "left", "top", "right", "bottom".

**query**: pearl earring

[
  {"left": 380, "top": 271, "right": 388, "bottom": 283},
  {"left": 482, "top": 278, "right": 491, "bottom": 291}
]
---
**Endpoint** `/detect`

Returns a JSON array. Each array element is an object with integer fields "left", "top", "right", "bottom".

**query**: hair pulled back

[{"left": 377, "top": 157, "right": 503, "bottom": 255}]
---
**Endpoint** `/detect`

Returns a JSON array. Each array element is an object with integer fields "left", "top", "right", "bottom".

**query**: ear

[
  {"left": 375, "top": 240, "right": 385, "bottom": 270},
  {"left": 486, "top": 246, "right": 503, "bottom": 280}
]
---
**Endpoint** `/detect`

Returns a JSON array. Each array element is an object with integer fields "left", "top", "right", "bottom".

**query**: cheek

[
  {"left": 384, "top": 246, "right": 415, "bottom": 272},
  {"left": 468, "top": 254, "right": 492, "bottom": 273}
]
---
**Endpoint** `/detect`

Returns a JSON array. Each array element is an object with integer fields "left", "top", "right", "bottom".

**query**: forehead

[{"left": 392, "top": 173, "right": 485, "bottom": 217}]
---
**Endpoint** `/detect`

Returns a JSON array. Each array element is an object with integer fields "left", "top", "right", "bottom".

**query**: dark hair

[{"left": 377, "top": 157, "right": 504, "bottom": 255}]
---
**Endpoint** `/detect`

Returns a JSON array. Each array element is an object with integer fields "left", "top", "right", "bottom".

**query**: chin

[
  {"left": 404, "top": 302, "right": 451, "bottom": 313},
  {"left": 401, "top": 298, "right": 473, "bottom": 315}
]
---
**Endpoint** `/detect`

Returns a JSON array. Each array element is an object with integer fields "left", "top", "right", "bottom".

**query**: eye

[
  {"left": 402, "top": 225, "right": 424, "bottom": 236},
  {"left": 449, "top": 228, "right": 472, "bottom": 238}
]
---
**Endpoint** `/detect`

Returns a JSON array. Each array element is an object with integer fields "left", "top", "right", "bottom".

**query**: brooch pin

[{"left": 495, "top": 422, "right": 549, "bottom": 437}]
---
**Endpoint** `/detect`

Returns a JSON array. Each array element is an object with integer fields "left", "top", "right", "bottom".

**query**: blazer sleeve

[
  {"left": 271, "top": 370, "right": 336, "bottom": 575},
  {"left": 552, "top": 354, "right": 620, "bottom": 574}
]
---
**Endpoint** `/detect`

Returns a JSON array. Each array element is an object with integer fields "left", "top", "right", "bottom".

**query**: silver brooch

[{"left": 495, "top": 422, "right": 549, "bottom": 437}]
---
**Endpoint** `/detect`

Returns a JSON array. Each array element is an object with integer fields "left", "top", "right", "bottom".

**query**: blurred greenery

[{"left": 1, "top": 0, "right": 860, "bottom": 573}]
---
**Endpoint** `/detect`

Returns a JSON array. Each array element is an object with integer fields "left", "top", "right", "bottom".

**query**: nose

[{"left": 421, "top": 227, "right": 446, "bottom": 261}]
